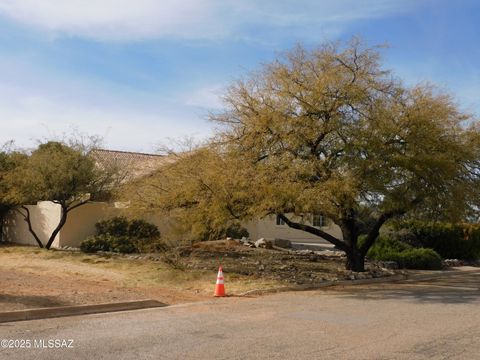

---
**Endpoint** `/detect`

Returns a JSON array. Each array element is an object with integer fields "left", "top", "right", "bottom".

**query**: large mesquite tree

[{"left": 134, "top": 40, "right": 480, "bottom": 271}]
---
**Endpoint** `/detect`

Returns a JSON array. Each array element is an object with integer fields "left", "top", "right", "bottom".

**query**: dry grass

[{"left": 0, "top": 244, "right": 286, "bottom": 311}]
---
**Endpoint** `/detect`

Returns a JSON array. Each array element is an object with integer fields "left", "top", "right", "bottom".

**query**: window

[
  {"left": 276, "top": 215, "right": 285, "bottom": 226},
  {"left": 313, "top": 214, "right": 326, "bottom": 227}
]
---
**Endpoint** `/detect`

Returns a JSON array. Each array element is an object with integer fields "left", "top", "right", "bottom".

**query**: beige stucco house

[{"left": 2, "top": 149, "right": 342, "bottom": 248}]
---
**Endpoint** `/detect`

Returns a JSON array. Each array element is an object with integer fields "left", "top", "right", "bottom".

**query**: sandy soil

[{"left": 0, "top": 248, "right": 209, "bottom": 312}]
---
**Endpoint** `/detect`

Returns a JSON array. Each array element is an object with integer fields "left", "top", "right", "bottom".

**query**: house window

[
  {"left": 313, "top": 214, "right": 326, "bottom": 227},
  {"left": 276, "top": 215, "right": 286, "bottom": 226}
]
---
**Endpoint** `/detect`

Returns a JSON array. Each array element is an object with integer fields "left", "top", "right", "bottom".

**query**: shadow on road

[
  {"left": 0, "top": 294, "right": 68, "bottom": 310},
  {"left": 332, "top": 272, "right": 480, "bottom": 304}
]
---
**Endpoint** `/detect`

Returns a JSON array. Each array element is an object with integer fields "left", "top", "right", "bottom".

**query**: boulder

[
  {"left": 272, "top": 238, "right": 292, "bottom": 248},
  {"left": 255, "top": 238, "right": 273, "bottom": 249}
]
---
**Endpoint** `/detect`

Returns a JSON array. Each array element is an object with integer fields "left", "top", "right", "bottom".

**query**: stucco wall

[
  {"left": 3, "top": 203, "right": 344, "bottom": 248},
  {"left": 60, "top": 203, "right": 171, "bottom": 248},
  {"left": 245, "top": 214, "right": 343, "bottom": 243},
  {"left": 59, "top": 202, "right": 124, "bottom": 247},
  {"left": 2, "top": 202, "right": 62, "bottom": 247}
]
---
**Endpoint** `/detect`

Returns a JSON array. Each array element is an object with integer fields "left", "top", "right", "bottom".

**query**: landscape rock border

[{"left": 237, "top": 267, "right": 480, "bottom": 296}]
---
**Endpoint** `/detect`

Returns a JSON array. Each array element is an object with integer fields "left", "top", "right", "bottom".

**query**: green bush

[
  {"left": 80, "top": 234, "right": 138, "bottom": 254},
  {"left": 81, "top": 217, "right": 161, "bottom": 254},
  {"left": 367, "top": 236, "right": 443, "bottom": 270},
  {"left": 80, "top": 235, "right": 113, "bottom": 253},
  {"left": 387, "top": 248, "right": 443, "bottom": 270},
  {"left": 225, "top": 223, "right": 249, "bottom": 239},
  {"left": 95, "top": 217, "right": 130, "bottom": 237},
  {"left": 95, "top": 217, "right": 160, "bottom": 240},
  {"left": 128, "top": 219, "right": 160, "bottom": 240},
  {"left": 110, "top": 236, "right": 138, "bottom": 254},
  {"left": 399, "top": 221, "right": 480, "bottom": 260}
]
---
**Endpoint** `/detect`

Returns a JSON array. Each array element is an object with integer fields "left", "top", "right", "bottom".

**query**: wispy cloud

[
  {"left": 0, "top": 0, "right": 420, "bottom": 41},
  {"left": 0, "top": 59, "right": 214, "bottom": 151}
]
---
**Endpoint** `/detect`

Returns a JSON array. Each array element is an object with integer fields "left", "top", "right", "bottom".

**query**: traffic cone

[{"left": 214, "top": 266, "right": 226, "bottom": 297}]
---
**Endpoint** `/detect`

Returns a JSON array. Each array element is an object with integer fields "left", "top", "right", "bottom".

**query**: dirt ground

[{"left": 0, "top": 240, "right": 393, "bottom": 312}]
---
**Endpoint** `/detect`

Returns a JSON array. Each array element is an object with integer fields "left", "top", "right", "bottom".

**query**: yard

[{"left": 0, "top": 241, "right": 395, "bottom": 312}]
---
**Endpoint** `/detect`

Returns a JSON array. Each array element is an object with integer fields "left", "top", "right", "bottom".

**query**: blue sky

[{"left": 0, "top": 0, "right": 478, "bottom": 152}]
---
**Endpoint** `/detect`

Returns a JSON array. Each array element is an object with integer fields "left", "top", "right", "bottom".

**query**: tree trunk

[
  {"left": 45, "top": 204, "right": 68, "bottom": 250},
  {"left": 17, "top": 206, "right": 44, "bottom": 248},
  {"left": 345, "top": 249, "right": 365, "bottom": 272}
]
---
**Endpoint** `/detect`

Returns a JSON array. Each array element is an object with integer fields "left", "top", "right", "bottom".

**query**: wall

[
  {"left": 59, "top": 202, "right": 123, "bottom": 247},
  {"left": 2, "top": 202, "right": 62, "bottom": 247},
  {"left": 59, "top": 203, "right": 172, "bottom": 248},
  {"left": 245, "top": 214, "right": 343, "bottom": 244}
]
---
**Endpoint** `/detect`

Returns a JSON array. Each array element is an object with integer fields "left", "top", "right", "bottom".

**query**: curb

[
  {"left": 0, "top": 299, "right": 166, "bottom": 324},
  {"left": 237, "top": 267, "right": 480, "bottom": 297}
]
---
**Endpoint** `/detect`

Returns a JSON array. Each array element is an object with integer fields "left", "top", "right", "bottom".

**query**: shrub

[
  {"left": 367, "top": 235, "right": 443, "bottom": 270},
  {"left": 128, "top": 219, "right": 160, "bottom": 240},
  {"left": 387, "top": 248, "right": 443, "bottom": 270},
  {"left": 399, "top": 221, "right": 480, "bottom": 260},
  {"left": 95, "top": 217, "right": 160, "bottom": 239},
  {"left": 110, "top": 236, "right": 138, "bottom": 254},
  {"left": 80, "top": 235, "right": 113, "bottom": 253},
  {"left": 95, "top": 217, "right": 130, "bottom": 237},
  {"left": 81, "top": 217, "right": 161, "bottom": 254},
  {"left": 225, "top": 223, "right": 249, "bottom": 239}
]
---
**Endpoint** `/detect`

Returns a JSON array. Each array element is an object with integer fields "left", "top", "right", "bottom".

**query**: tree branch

[
  {"left": 277, "top": 213, "right": 348, "bottom": 251},
  {"left": 16, "top": 206, "right": 44, "bottom": 248}
]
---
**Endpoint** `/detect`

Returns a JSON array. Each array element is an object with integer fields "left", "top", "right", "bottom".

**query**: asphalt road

[{"left": 1, "top": 270, "right": 479, "bottom": 360}]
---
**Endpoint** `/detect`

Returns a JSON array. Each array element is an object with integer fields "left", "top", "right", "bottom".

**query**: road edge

[
  {"left": 0, "top": 299, "right": 166, "bottom": 324},
  {"left": 237, "top": 267, "right": 479, "bottom": 296}
]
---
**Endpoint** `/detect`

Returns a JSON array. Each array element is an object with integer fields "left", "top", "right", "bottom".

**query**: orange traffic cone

[{"left": 214, "top": 266, "right": 226, "bottom": 297}]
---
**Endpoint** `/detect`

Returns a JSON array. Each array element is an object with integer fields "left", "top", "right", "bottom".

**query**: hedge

[
  {"left": 398, "top": 221, "right": 480, "bottom": 260},
  {"left": 366, "top": 236, "right": 443, "bottom": 270}
]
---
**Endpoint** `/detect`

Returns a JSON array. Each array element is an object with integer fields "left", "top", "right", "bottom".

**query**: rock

[
  {"left": 443, "top": 259, "right": 464, "bottom": 267},
  {"left": 259, "top": 264, "right": 265, "bottom": 271},
  {"left": 255, "top": 238, "right": 273, "bottom": 249},
  {"left": 240, "top": 237, "right": 249, "bottom": 243},
  {"left": 378, "top": 261, "right": 399, "bottom": 270},
  {"left": 272, "top": 238, "right": 292, "bottom": 248},
  {"left": 308, "top": 254, "right": 318, "bottom": 262}
]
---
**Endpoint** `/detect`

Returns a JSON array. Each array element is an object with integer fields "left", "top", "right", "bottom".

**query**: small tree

[
  {"left": 0, "top": 145, "right": 27, "bottom": 241},
  {"left": 8, "top": 140, "right": 121, "bottom": 249},
  {"left": 132, "top": 39, "right": 480, "bottom": 271}
]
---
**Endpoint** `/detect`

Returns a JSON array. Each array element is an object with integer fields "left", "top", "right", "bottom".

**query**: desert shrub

[
  {"left": 225, "top": 223, "right": 249, "bottom": 239},
  {"left": 80, "top": 235, "right": 113, "bottom": 253},
  {"left": 80, "top": 234, "right": 138, "bottom": 254},
  {"left": 398, "top": 221, "right": 480, "bottom": 260},
  {"left": 95, "top": 217, "right": 130, "bottom": 237},
  {"left": 95, "top": 217, "right": 160, "bottom": 239},
  {"left": 81, "top": 217, "right": 161, "bottom": 254},
  {"left": 109, "top": 236, "right": 138, "bottom": 254},
  {"left": 367, "top": 235, "right": 443, "bottom": 270},
  {"left": 128, "top": 219, "right": 160, "bottom": 240}
]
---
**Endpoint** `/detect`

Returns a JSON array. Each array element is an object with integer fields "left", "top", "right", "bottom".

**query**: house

[{"left": 2, "top": 149, "right": 342, "bottom": 248}]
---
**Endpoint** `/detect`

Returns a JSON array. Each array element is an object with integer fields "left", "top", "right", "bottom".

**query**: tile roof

[{"left": 91, "top": 149, "right": 170, "bottom": 180}]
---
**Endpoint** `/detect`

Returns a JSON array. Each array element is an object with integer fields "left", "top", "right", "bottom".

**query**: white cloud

[
  {"left": 0, "top": 75, "right": 214, "bottom": 152},
  {"left": 0, "top": 0, "right": 419, "bottom": 41},
  {"left": 184, "top": 84, "right": 225, "bottom": 109}
]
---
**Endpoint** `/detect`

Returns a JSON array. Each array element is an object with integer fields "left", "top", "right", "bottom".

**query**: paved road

[{"left": 1, "top": 270, "right": 479, "bottom": 359}]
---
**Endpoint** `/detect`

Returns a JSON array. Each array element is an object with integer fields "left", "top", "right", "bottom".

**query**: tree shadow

[
  {"left": 333, "top": 272, "right": 480, "bottom": 304},
  {"left": 0, "top": 294, "right": 68, "bottom": 309}
]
